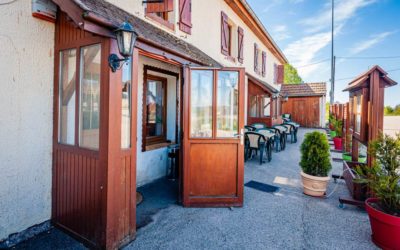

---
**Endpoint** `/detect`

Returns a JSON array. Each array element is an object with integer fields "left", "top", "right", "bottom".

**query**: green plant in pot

[
  {"left": 329, "top": 115, "right": 337, "bottom": 138},
  {"left": 333, "top": 119, "right": 343, "bottom": 150},
  {"left": 342, "top": 133, "right": 352, "bottom": 161},
  {"left": 300, "top": 131, "right": 332, "bottom": 197},
  {"left": 354, "top": 133, "right": 400, "bottom": 249}
]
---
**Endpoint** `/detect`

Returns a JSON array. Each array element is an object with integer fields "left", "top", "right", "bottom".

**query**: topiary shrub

[{"left": 300, "top": 131, "right": 332, "bottom": 177}]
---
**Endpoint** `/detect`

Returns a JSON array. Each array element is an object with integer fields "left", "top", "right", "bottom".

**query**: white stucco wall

[
  {"left": 136, "top": 56, "right": 180, "bottom": 186},
  {"left": 0, "top": 0, "right": 54, "bottom": 241},
  {"left": 106, "top": 0, "right": 283, "bottom": 87}
]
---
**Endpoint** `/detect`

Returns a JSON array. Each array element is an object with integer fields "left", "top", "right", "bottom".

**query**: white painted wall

[
  {"left": 106, "top": 0, "right": 283, "bottom": 88},
  {"left": 136, "top": 56, "right": 180, "bottom": 186},
  {"left": 0, "top": 0, "right": 54, "bottom": 241}
]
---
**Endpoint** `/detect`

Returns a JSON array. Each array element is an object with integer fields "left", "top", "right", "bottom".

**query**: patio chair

[
  {"left": 266, "top": 127, "right": 282, "bottom": 152},
  {"left": 251, "top": 123, "right": 266, "bottom": 130},
  {"left": 282, "top": 113, "right": 291, "bottom": 123},
  {"left": 244, "top": 125, "right": 256, "bottom": 132},
  {"left": 244, "top": 132, "right": 267, "bottom": 165},
  {"left": 284, "top": 121, "right": 300, "bottom": 143},
  {"left": 281, "top": 123, "right": 296, "bottom": 143},
  {"left": 272, "top": 125, "right": 287, "bottom": 150},
  {"left": 256, "top": 128, "right": 275, "bottom": 162}
]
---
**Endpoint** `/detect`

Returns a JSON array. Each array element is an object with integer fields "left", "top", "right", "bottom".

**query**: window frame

[
  {"left": 56, "top": 41, "right": 102, "bottom": 152},
  {"left": 248, "top": 94, "right": 272, "bottom": 118},
  {"left": 143, "top": 74, "right": 168, "bottom": 147}
]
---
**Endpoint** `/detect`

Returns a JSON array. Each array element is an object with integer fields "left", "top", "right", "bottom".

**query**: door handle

[{"left": 234, "top": 129, "right": 244, "bottom": 145}]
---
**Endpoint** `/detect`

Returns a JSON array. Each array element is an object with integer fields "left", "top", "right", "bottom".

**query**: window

[
  {"left": 262, "top": 96, "right": 271, "bottom": 117},
  {"left": 146, "top": 0, "right": 175, "bottom": 30},
  {"left": 221, "top": 12, "right": 239, "bottom": 60},
  {"left": 145, "top": 75, "right": 167, "bottom": 145},
  {"left": 59, "top": 49, "right": 77, "bottom": 145},
  {"left": 217, "top": 71, "right": 239, "bottom": 137},
  {"left": 249, "top": 95, "right": 258, "bottom": 117},
  {"left": 190, "top": 70, "right": 213, "bottom": 138},
  {"left": 355, "top": 95, "right": 362, "bottom": 133},
  {"left": 121, "top": 58, "right": 132, "bottom": 149},
  {"left": 179, "top": 0, "right": 192, "bottom": 34},
  {"left": 249, "top": 94, "right": 272, "bottom": 118},
  {"left": 254, "top": 44, "right": 266, "bottom": 76},
  {"left": 79, "top": 44, "right": 101, "bottom": 149}
]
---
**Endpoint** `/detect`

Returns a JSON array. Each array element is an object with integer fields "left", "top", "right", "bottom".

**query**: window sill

[
  {"left": 145, "top": 13, "right": 175, "bottom": 31},
  {"left": 145, "top": 141, "right": 174, "bottom": 151},
  {"left": 224, "top": 55, "right": 236, "bottom": 63}
]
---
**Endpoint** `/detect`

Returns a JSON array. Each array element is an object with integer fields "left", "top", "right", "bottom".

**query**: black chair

[
  {"left": 244, "top": 132, "right": 267, "bottom": 165},
  {"left": 256, "top": 128, "right": 275, "bottom": 162},
  {"left": 244, "top": 125, "right": 257, "bottom": 132}
]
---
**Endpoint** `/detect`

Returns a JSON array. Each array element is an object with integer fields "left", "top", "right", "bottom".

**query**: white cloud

[
  {"left": 300, "top": 0, "right": 376, "bottom": 33},
  {"left": 284, "top": 25, "right": 343, "bottom": 78},
  {"left": 351, "top": 31, "right": 396, "bottom": 54},
  {"left": 272, "top": 25, "right": 291, "bottom": 41},
  {"left": 283, "top": 0, "right": 377, "bottom": 80}
]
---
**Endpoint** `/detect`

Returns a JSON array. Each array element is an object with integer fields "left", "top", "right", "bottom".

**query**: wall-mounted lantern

[
  {"left": 283, "top": 94, "right": 289, "bottom": 102},
  {"left": 109, "top": 21, "right": 138, "bottom": 72}
]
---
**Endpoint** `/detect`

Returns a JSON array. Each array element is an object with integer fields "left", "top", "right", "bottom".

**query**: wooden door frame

[{"left": 181, "top": 66, "right": 245, "bottom": 207}]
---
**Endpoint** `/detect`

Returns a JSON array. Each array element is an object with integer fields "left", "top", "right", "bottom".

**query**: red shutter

[
  {"left": 261, "top": 51, "right": 266, "bottom": 77},
  {"left": 221, "top": 12, "right": 229, "bottom": 55},
  {"left": 277, "top": 65, "right": 284, "bottom": 84},
  {"left": 146, "top": 0, "right": 174, "bottom": 13},
  {"left": 254, "top": 43, "right": 258, "bottom": 72},
  {"left": 179, "top": 0, "right": 192, "bottom": 34},
  {"left": 237, "top": 26, "right": 244, "bottom": 63},
  {"left": 273, "top": 63, "right": 278, "bottom": 83}
]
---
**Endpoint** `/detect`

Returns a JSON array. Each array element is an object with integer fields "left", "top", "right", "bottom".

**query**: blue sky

[{"left": 247, "top": 0, "right": 400, "bottom": 107}]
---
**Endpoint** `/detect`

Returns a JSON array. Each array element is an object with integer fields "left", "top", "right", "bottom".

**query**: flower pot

[
  {"left": 358, "top": 154, "right": 367, "bottom": 163},
  {"left": 300, "top": 171, "right": 330, "bottom": 197},
  {"left": 329, "top": 131, "right": 337, "bottom": 138},
  {"left": 365, "top": 198, "right": 400, "bottom": 250},
  {"left": 342, "top": 152, "right": 352, "bottom": 162},
  {"left": 333, "top": 137, "right": 343, "bottom": 150}
]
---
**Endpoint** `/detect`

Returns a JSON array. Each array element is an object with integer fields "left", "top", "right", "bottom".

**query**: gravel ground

[{"left": 125, "top": 128, "right": 377, "bottom": 250}]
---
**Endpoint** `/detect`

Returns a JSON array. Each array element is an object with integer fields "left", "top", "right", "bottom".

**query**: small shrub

[
  {"left": 300, "top": 131, "right": 332, "bottom": 177},
  {"left": 334, "top": 119, "right": 343, "bottom": 138},
  {"left": 355, "top": 133, "right": 400, "bottom": 216}
]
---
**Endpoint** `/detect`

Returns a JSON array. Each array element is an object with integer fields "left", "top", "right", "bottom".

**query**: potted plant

[
  {"left": 328, "top": 115, "right": 337, "bottom": 138},
  {"left": 300, "top": 131, "right": 332, "bottom": 197},
  {"left": 342, "top": 133, "right": 352, "bottom": 161},
  {"left": 333, "top": 119, "right": 343, "bottom": 150},
  {"left": 355, "top": 134, "right": 400, "bottom": 249}
]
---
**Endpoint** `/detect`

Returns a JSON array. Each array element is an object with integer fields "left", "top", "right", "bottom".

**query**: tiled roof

[
  {"left": 67, "top": 0, "right": 222, "bottom": 67},
  {"left": 280, "top": 82, "right": 326, "bottom": 97},
  {"left": 343, "top": 65, "right": 397, "bottom": 92}
]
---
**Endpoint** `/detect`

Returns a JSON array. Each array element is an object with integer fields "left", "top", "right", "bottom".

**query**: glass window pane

[
  {"left": 249, "top": 95, "right": 258, "bottom": 117},
  {"left": 79, "top": 44, "right": 101, "bottom": 149},
  {"left": 146, "top": 78, "right": 165, "bottom": 139},
  {"left": 121, "top": 58, "right": 131, "bottom": 149},
  {"left": 217, "top": 71, "right": 239, "bottom": 137},
  {"left": 190, "top": 70, "right": 213, "bottom": 138},
  {"left": 355, "top": 95, "right": 361, "bottom": 133},
  {"left": 262, "top": 96, "right": 271, "bottom": 117},
  {"left": 59, "top": 49, "right": 76, "bottom": 145}
]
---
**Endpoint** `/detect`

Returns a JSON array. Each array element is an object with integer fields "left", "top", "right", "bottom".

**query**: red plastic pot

[
  {"left": 365, "top": 198, "right": 400, "bottom": 250},
  {"left": 333, "top": 137, "right": 342, "bottom": 150}
]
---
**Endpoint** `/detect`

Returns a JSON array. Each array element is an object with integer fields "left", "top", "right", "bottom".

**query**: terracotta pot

[
  {"left": 333, "top": 137, "right": 342, "bottom": 150},
  {"left": 300, "top": 171, "right": 330, "bottom": 197},
  {"left": 365, "top": 198, "right": 400, "bottom": 250}
]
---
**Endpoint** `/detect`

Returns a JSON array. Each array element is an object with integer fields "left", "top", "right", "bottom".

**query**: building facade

[{"left": 0, "top": 0, "right": 287, "bottom": 248}]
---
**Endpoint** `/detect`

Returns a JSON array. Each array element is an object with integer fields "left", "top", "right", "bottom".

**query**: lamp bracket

[{"left": 108, "top": 54, "right": 128, "bottom": 73}]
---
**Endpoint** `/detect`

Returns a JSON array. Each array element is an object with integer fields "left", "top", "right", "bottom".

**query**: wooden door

[
  {"left": 182, "top": 67, "right": 245, "bottom": 207},
  {"left": 294, "top": 100, "right": 306, "bottom": 126}
]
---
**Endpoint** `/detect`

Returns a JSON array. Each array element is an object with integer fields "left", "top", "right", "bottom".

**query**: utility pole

[{"left": 330, "top": 0, "right": 335, "bottom": 104}]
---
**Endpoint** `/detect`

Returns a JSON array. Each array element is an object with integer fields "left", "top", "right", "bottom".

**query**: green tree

[
  {"left": 284, "top": 63, "right": 302, "bottom": 84},
  {"left": 384, "top": 106, "right": 394, "bottom": 115},
  {"left": 384, "top": 105, "right": 400, "bottom": 116}
]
